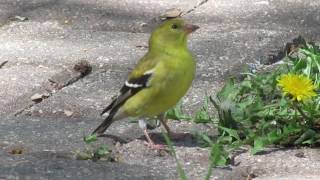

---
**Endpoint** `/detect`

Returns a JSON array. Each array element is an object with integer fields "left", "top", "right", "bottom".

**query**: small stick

[{"left": 0, "top": 61, "right": 8, "bottom": 69}]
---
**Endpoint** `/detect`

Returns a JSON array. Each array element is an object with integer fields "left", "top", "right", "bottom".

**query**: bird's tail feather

[
  {"left": 92, "top": 108, "right": 119, "bottom": 135},
  {"left": 100, "top": 99, "right": 116, "bottom": 116}
]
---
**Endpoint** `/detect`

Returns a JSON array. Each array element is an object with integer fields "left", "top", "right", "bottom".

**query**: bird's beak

[{"left": 184, "top": 24, "right": 199, "bottom": 34}]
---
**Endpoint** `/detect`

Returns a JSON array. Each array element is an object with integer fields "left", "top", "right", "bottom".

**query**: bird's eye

[{"left": 171, "top": 24, "right": 178, "bottom": 29}]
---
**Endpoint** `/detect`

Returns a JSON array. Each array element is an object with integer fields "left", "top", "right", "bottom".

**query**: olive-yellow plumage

[
  {"left": 124, "top": 43, "right": 196, "bottom": 116},
  {"left": 92, "top": 18, "right": 199, "bottom": 147}
]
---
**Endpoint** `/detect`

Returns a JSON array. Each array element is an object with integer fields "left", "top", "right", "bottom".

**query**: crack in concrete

[
  {"left": 182, "top": 0, "right": 209, "bottom": 16},
  {"left": 12, "top": 60, "right": 92, "bottom": 116}
]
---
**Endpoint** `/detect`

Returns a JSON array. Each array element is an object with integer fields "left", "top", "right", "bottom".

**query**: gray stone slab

[
  {"left": 1, "top": 0, "right": 320, "bottom": 116},
  {"left": 0, "top": 116, "right": 172, "bottom": 179},
  {"left": 235, "top": 148, "right": 320, "bottom": 179},
  {"left": 0, "top": 154, "right": 168, "bottom": 180},
  {"left": 1, "top": 0, "right": 320, "bottom": 179},
  {"left": 0, "top": 116, "right": 236, "bottom": 180}
]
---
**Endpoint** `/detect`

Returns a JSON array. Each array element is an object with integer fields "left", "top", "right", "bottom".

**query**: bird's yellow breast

[{"left": 123, "top": 51, "right": 196, "bottom": 117}]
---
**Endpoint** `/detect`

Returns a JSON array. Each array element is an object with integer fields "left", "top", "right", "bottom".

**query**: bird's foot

[{"left": 143, "top": 128, "right": 168, "bottom": 151}]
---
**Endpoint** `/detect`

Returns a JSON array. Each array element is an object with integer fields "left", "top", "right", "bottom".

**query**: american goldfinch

[{"left": 92, "top": 18, "right": 199, "bottom": 149}]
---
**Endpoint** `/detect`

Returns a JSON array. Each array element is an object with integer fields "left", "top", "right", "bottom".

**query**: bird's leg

[
  {"left": 143, "top": 129, "right": 166, "bottom": 150},
  {"left": 158, "top": 113, "right": 172, "bottom": 134},
  {"left": 139, "top": 120, "right": 166, "bottom": 150},
  {"left": 158, "top": 113, "right": 184, "bottom": 140}
]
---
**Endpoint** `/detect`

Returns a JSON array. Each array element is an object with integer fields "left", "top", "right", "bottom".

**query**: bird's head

[{"left": 149, "top": 18, "right": 199, "bottom": 52}]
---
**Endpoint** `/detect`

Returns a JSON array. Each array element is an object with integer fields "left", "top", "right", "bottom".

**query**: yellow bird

[{"left": 92, "top": 18, "right": 199, "bottom": 149}]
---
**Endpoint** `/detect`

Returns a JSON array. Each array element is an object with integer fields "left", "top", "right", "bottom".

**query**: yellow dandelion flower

[{"left": 277, "top": 73, "right": 317, "bottom": 102}]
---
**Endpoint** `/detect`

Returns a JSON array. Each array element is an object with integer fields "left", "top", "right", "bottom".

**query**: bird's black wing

[
  {"left": 92, "top": 72, "right": 153, "bottom": 135},
  {"left": 100, "top": 72, "right": 153, "bottom": 115}
]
